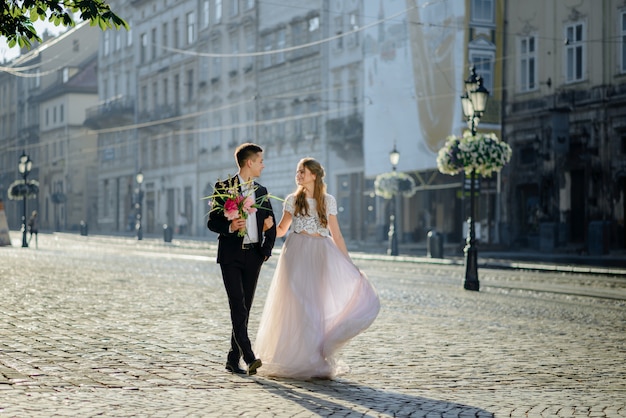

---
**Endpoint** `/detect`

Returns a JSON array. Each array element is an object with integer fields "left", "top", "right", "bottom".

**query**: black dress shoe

[
  {"left": 247, "top": 358, "right": 262, "bottom": 375},
  {"left": 225, "top": 362, "right": 246, "bottom": 374}
]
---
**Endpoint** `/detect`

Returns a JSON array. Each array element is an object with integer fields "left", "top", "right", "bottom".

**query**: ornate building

[{"left": 503, "top": 0, "right": 626, "bottom": 253}]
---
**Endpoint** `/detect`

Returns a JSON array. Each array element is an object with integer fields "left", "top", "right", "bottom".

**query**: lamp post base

[
  {"left": 463, "top": 242, "right": 479, "bottom": 291},
  {"left": 21, "top": 212, "right": 28, "bottom": 248},
  {"left": 387, "top": 214, "right": 398, "bottom": 256}
]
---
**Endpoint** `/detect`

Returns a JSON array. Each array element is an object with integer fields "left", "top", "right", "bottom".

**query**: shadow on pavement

[{"left": 258, "top": 378, "right": 494, "bottom": 417}]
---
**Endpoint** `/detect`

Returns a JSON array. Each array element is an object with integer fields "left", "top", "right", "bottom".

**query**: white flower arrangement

[
  {"left": 436, "top": 131, "right": 512, "bottom": 177},
  {"left": 374, "top": 171, "right": 417, "bottom": 200},
  {"left": 7, "top": 179, "right": 39, "bottom": 200}
]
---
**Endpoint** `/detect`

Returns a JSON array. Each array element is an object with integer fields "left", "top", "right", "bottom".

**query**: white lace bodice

[{"left": 284, "top": 193, "right": 337, "bottom": 237}]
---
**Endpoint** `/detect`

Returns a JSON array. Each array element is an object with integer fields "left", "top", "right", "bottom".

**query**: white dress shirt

[{"left": 239, "top": 176, "right": 259, "bottom": 244}]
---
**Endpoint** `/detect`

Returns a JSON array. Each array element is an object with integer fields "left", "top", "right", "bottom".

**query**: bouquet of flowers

[
  {"left": 437, "top": 130, "right": 512, "bottom": 177},
  {"left": 205, "top": 177, "right": 281, "bottom": 237}
]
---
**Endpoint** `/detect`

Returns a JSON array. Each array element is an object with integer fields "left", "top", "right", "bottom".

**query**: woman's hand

[{"left": 263, "top": 216, "right": 274, "bottom": 232}]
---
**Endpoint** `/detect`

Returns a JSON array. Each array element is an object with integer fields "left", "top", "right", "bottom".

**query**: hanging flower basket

[
  {"left": 7, "top": 179, "right": 39, "bottom": 200},
  {"left": 436, "top": 131, "right": 512, "bottom": 177},
  {"left": 374, "top": 171, "right": 417, "bottom": 200}
]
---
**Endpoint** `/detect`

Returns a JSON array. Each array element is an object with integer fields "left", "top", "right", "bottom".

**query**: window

[
  {"left": 565, "top": 21, "right": 585, "bottom": 82},
  {"left": 103, "top": 31, "right": 110, "bottom": 56},
  {"left": 471, "top": 0, "right": 493, "bottom": 23},
  {"left": 245, "top": 30, "right": 254, "bottom": 68},
  {"left": 173, "top": 134, "right": 181, "bottom": 163},
  {"left": 230, "top": 0, "right": 239, "bottom": 17},
  {"left": 519, "top": 35, "right": 536, "bottom": 92},
  {"left": 63, "top": 68, "right": 70, "bottom": 83},
  {"left": 152, "top": 81, "right": 158, "bottom": 110},
  {"left": 216, "top": 0, "right": 222, "bottom": 23},
  {"left": 60, "top": 104, "right": 64, "bottom": 123},
  {"left": 140, "top": 33, "right": 148, "bottom": 63},
  {"left": 202, "top": 0, "right": 210, "bottom": 28},
  {"left": 127, "top": 20, "right": 133, "bottom": 47},
  {"left": 141, "top": 85, "right": 148, "bottom": 112},
  {"left": 308, "top": 101, "right": 319, "bottom": 134},
  {"left": 230, "top": 33, "right": 239, "bottom": 71},
  {"left": 470, "top": 53, "right": 494, "bottom": 93},
  {"left": 621, "top": 11, "right": 626, "bottom": 73},
  {"left": 245, "top": 0, "right": 254, "bottom": 10},
  {"left": 262, "top": 33, "right": 272, "bottom": 68},
  {"left": 275, "top": 106, "right": 285, "bottom": 139},
  {"left": 187, "top": 12, "right": 195, "bottom": 44},
  {"left": 246, "top": 105, "right": 254, "bottom": 139},
  {"left": 162, "top": 22, "right": 168, "bottom": 49},
  {"left": 186, "top": 69, "right": 194, "bottom": 102},
  {"left": 212, "top": 41, "right": 222, "bottom": 77},
  {"left": 115, "top": 32, "right": 121, "bottom": 51},
  {"left": 174, "top": 74, "right": 180, "bottom": 107},
  {"left": 185, "top": 134, "right": 195, "bottom": 161},
  {"left": 173, "top": 18, "right": 180, "bottom": 48},
  {"left": 230, "top": 108, "right": 239, "bottom": 144},
  {"left": 293, "top": 102, "right": 303, "bottom": 137},
  {"left": 348, "top": 12, "right": 359, "bottom": 47},
  {"left": 163, "top": 78, "right": 169, "bottom": 106},
  {"left": 212, "top": 113, "right": 222, "bottom": 151},
  {"left": 151, "top": 28, "right": 158, "bottom": 59},
  {"left": 309, "top": 16, "right": 319, "bottom": 32},
  {"left": 335, "top": 16, "right": 343, "bottom": 50},
  {"left": 276, "top": 29, "right": 285, "bottom": 64}
]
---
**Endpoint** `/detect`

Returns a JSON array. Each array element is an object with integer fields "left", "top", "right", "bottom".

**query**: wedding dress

[{"left": 254, "top": 194, "right": 380, "bottom": 379}]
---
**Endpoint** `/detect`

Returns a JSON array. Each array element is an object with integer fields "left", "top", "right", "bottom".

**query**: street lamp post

[
  {"left": 460, "top": 67, "right": 489, "bottom": 291},
  {"left": 387, "top": 145, "right": 400, "bottom": 256},
  {"left": 18, "top": 151, "right": 33, "bottom": 248},
  {"left": 135, "top": 170, "right": 144, "bottom": 240}
]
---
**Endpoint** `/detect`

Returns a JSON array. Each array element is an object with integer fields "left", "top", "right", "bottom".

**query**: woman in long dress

[{"left": 254, "top": 158, "right": 380, "bottom": 379}]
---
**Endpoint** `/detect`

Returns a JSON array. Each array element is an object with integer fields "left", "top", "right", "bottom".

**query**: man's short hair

[{"left": 235, "top": 143, "right": 263, "bottom": 168}]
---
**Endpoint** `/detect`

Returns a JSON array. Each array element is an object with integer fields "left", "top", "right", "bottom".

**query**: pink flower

[
  {"left": 241, "top": 196, "right": 257, "bottom": 215},
  {"left": 224, "top": 198, "right": 241, "bottom": 220}
]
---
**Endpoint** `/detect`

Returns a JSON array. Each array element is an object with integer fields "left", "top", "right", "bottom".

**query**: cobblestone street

[{"left": 0, "top": 232, "right": 625, "bottom": 417}]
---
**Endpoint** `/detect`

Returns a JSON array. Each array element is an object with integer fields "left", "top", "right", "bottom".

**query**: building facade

[
  {"left": 0, "top": 23, "right": 100, "bottom": 232},
  {"left": 503, "top": 0, "right": 626, "bottom": 252}
]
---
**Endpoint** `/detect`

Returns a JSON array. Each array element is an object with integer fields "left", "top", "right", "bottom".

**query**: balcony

[
  {"left": 84, "top": 96, "right": 135, "bottom": 129},
  {"left": 326, "top": 114, "right": 363, "bottom": 159},
  {"left": 137, "top": 104, "right": 180, "bottom": 125}
]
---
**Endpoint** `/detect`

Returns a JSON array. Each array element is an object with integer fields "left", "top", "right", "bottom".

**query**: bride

[{"left": 254, "top": 157, "right": 380, "bottom": 379}]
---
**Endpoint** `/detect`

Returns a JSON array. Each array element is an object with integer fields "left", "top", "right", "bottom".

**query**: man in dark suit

[{"left": 207, "top": 143, "right": 276, "bottom": 375}]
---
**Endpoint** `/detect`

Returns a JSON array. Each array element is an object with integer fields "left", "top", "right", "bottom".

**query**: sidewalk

[{"left": 348, "top": 239, "right": 626, "bottom": 276}]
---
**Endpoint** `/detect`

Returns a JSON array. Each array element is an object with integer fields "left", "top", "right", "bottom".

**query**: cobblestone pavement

[{"left": 0, "top": 232, "right": 625, "bottom": 417}]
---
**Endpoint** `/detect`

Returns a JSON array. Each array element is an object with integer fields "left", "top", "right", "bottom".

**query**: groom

[{"left": 207, "top": 143, "right": 276, "bottom": 375}]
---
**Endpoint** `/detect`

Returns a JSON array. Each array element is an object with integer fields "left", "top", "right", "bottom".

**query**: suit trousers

[{"left": 220, "top": 247, "right": 264, "bottom": 365}]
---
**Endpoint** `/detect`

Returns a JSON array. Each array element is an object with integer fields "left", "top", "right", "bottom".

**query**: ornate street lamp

[
  {"left": 18, "top": 151, "right": 33, "bottom": 248},
  {"left": 135, "top": 170, "right": 144, "bottom": 240},
  {"left": 387, "top": 145, "right": 400, "bottom": 256},
  {"left": 460, "top": 67, "right": 490, "bottom": 291}
]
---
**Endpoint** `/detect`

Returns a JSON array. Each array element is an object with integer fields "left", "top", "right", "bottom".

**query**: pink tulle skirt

[{"left": 254, "top": 232, "right": 380, "bottom": 379}]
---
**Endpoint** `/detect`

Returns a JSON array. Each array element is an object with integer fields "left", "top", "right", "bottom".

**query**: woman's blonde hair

[{"left": 294, "top": 158, "right": 328, "bottom": 228}]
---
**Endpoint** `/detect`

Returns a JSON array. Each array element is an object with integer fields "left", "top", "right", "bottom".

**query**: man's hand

[
  {"left": 263, "top": 216, "right": 274, "bottom": 232},
  {"left": 230, "top": 218, "right": 246, "bottom": 233}
]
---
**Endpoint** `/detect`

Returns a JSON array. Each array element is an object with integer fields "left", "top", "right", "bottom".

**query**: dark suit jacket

[{"left": 207, "top": 176, "right": 277, "bottom": 264}]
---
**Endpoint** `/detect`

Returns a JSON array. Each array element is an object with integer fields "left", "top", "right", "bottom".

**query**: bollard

[
  {"left": 80, "top": 221, "right": 88, "bottom": 236},
  {"left": 163, "top": 224, "right": 173, "bottom": 243},
  {"left": 427, "top": 230, "right": 444, "bottom": 258}
]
